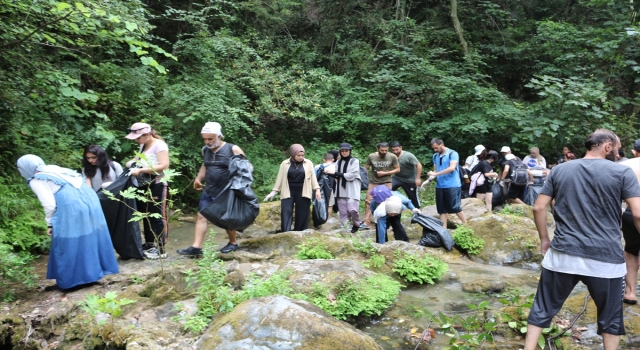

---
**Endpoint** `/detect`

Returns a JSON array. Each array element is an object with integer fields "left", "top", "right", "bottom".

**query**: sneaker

[
  {"left": 359, "top": 224, "right": 371, "bottom": 230},
  {"left": 143, "top": 247, "right": 167, "bottom": 260},
  {"left": 220, "top": 243, "right": 239, "bottom": 253},
  {"left": 176, "top": 246, "right": 203, "bottom": 256},
  {"left": 350, "top": 225, "right": 359, "bottom": 233}
]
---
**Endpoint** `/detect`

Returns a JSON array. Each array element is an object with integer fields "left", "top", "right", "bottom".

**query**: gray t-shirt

[
  {"left": 395, "top": 151, "right": 419, "bottom": 183},
  {"left": 82, "top": 162, "right": 123, "bottom": 191},
  {"left": 543, "top": 158, "right": 640, "bottom": 264}
]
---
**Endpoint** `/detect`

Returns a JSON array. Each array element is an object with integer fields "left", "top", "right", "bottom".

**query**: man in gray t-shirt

[
  {"left": 390, "top": 141, "right": 422, "bottom": 208},
  {"left": 524, "top": 129, "right": 640, "bottom": 350}
]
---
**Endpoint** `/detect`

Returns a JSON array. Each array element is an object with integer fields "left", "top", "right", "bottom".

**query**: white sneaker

[{"left": 143, "top": 247, "right": 167, "bottom": 260}]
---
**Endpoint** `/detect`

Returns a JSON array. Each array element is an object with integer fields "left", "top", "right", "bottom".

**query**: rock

[
  {"left": 378, "top": 240, "right": 454, "bottom": 264},
  {"left": 217, "top": 250, "right": 280, "bottom": 263},
  {"left": 240, "top": 231, "right": 354, "bottom": 258},
  {"left": 241, "top": 202, "right": 281, "bottom": 237},
  {"left": 278, "top": 260, "right": 374, "bottom": 293},
  {"left": 194, "top": 295, "right": 379, "bottom": 350},
  {"left": 465, "top": 214, "right": 543, "bottom": 268},
  {"left": 223, "top": 270, "right": 245, "bottom": 290},
  {"left": 421, "top": 198, "right": 488, "bottom": 228},
  {"left": 461, "top": 279, "right": 505, "bottom": 293}
]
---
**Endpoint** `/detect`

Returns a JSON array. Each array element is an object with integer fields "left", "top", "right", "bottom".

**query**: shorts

[
  {"left": 507, "top": 183, "right": 526, "bottom": 199},
  {"left": 199, "top": 193, "right": 217, "bottom": 211},
  {"left": 622, "top": 208, "right": 640, "bottom": 256},
  {"left": 474, "top": 182, "right": 490, "bottom": 194},
  {"left": 528, "top": 268, "right": 625, "bottom": 336},
  {"left": 435, "top": 187, "right": 462, "bottom": 214}
]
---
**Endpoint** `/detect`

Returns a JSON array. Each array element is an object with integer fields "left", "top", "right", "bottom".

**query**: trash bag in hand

[
  {"left": 492, "top": 182, "right": 506, "bottom": 208},
  {"left": 97, "top": 172, "right": 144, "bottom": 260},
  {"left": 199, "top": 155, "right": 259, "bottom": 231},
  {"left": 411, "top": 213, "right": 454, "bottom": 251}
]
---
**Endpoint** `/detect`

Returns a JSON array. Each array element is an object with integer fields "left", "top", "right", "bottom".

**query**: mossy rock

[
  {"left": 195, "top": 295, "right": 379, "bottom": 350},
  {"left": 378, "top": 240, "right": 453, "bottom": 268},
  {"left": 279, "top": 259, "right": 373, "bottom": 294},
  {"left": 241, "top": 201, "right": 281, "bottom": 237},
  {"left": 465, "top": 214, "right": 542, "bottom": 268},
  {"left": 421, "top": 198, "right": 488, "bottom": 229},
  {"left": 240, "top": 231, "right": 352, "bottom": 258},
  {"left": 139, "top": 270, "right": 192, "bottom": 306}
]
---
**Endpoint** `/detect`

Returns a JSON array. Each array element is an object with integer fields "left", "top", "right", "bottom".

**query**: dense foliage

[{"left": 2, "top": 0, "right": 640, "bottom": 286}]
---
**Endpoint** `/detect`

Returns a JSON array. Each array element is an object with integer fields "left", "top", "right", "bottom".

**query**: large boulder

[
  {"left": 240, "top": 231, "right": 356, "bottom": 258},
  {"left": 465, "top": 214, "right": 543, "bottom": 269},
  {"left": 278, "top": 259, "right": 374, "bottom": 293},
  {"left": 195, "top": 295, "right": 379, "bottom": 350},
  {"left": 241, "top": 201, "right": 281, "bottom": 237}
]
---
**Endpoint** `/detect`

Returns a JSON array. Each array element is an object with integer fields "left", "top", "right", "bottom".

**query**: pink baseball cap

[{"left": 125, "top": 122, "right": 151, "bottom": 139}]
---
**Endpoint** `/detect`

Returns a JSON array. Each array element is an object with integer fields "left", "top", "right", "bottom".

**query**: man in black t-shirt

[{"left": 500, "top": 154, "right": 526, "bottom": 205}]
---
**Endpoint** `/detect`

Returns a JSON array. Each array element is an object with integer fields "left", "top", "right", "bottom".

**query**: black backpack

[
  {"left": 510, "top": 159, "right": 529, "bottom": 186},
  {"left": 359, "top": 166, "right": 369, "bottom": 191}
]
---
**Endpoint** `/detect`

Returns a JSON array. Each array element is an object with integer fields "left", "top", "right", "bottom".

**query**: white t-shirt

[
  {"left": 542, "top": 248, "right": 626, "bottom": 278},
  {"left": 465, "top": 155, "right": 479, "bottom": 170},
  {"left": 522, "top": 155, "right": 547, "bottom": 170}
]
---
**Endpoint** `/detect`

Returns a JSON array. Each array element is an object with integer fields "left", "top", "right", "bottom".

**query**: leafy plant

[
  {"left": 367, "top": 254, "right": 386, "bottom": 269},
  {"left": 295, "top": 237, "right": 334, "bottom": 260},
  {"left": 500, "top": 205, "right": 524, "bottom": 217},
  {"left": 392, "top": 251, "right": 448, "bottom": 284},
  {"left": 452, "top": 226, "right": 485, "bottom": 255},
  {"left": 81, "top": 291, "right": 137, "bottom": 345},
  {"left": 232, "top": 270, "right": 294, "bottom": 305},
  {"left": 351, "top": 235, "right": 378, "bottom": 256},
  {"left": 437, "top": 301, "right": 497, "bottom": 349}
]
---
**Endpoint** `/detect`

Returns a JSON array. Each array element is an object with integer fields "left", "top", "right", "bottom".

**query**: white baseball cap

[
  {"left": 500, "top": 146, "right": 511, "bottom": 153},
  {"left": 201, "top": 122, "right": 223, "bottom": 137},
  {"left": 505, "top": 154, "right": 516, "bottom": 160},
  {"left": 474, "top": 145, "right": 485, "bottom": 155}
]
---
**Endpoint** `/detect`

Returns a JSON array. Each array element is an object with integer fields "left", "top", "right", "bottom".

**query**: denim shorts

[
  {"left": 199, "top": 193, "right": 217, "bottom": 211},
  {"left": 435, "top": 187, "right": 462, "bottom": 214}
]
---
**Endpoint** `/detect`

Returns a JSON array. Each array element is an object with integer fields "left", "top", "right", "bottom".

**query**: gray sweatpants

[{"left": 337, "top": 198, "right": 361, "bottom": 228}]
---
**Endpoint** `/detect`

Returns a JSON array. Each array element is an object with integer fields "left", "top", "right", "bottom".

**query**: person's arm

[
  {"left": 434, "top": 160, "right": 457, "bottom": 176},
  {"left": 231, "top": 145, "right": 253, "bottom": 171},
  {"left": 501, "top": 164, "right": 510, "bottom": 180},
  {"left": 194, "top": 164, "right": 206, "bottom": 190},
  {"left": 29, "top": 179, "right": 57, "bottom": 235},
  {"left": 378, "top": 163, "right": 400, "bottom": 176},
  {"left": 130, "top": 150, "right": 169, "bottom": 176},
  {"left": 625, "top": 197, "right": 640, "bottom": 234},
  {"left": 533, "top": 194, "right": 553, "bottom": 255},
  {"left": 415, "top": 161, "right": 423, "bottom": 186}
]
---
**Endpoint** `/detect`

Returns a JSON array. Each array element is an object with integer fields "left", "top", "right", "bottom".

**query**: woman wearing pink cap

[
  {"left": 124, "top": 122, "right": 170, "bottom": 259},
  {"left": 264, "top": 144, "right": 321, "bottom": 232}
]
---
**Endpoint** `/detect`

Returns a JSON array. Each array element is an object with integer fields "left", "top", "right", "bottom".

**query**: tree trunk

[{"left": 450, "top": 0, "right": 469, "bottom": 57}]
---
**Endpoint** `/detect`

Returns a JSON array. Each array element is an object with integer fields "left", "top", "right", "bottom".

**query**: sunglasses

[{"left": 127, "top": 127, "right": 147, "bottom": 134}]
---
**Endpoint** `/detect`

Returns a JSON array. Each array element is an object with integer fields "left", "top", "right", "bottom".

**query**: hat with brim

[
  {"left": 500, "top": 146, "right": 511, "bottom": 153},
  {"left": 474, "top": 145, "right": 485, "bottom": 155},
  {"left": 125, "top": 122, "right": 151, "bottom": 139}
]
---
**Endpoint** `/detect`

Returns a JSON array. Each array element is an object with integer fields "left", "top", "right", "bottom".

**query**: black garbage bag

[
  {"left": 411, "top": 213, "right": 454, "bottom": 251},
  {"left": 524, "top": 183, "right": 544, "bottom": 206},
  {"left": 199, "top": 154, "right": 259, "bottom": 231},
  {"left": 492, "top": 181, "right": 506, "bottom": 208},
  {"left": 97, "top": 172, "right": 144, "bottom": 260},
  {"left": 312, "top": 171, "right": 333, "bottom": 227}
]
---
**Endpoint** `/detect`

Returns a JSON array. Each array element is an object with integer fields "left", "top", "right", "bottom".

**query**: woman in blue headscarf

[{"left": 17, "top": 155, "right": 119, "bottom": 290}]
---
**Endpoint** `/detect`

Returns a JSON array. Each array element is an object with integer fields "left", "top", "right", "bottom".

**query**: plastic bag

[
  {"left": 312, "top": 196, "right": 327, "bottom": 227},
  {"left": 525, "top": 183, "right": 544, "bottom": 206},
  {"left": 97, "top": 172, "right": 144, "bottom": 260},
  {"left": 411, "top": 213, "right": 454, "bottom": 251},
  {"left": 419, "top": 229, "right": 443, "bottom": 248},
  {"left": 312, "top": 170, "right": 333, "bottom": 227},
  {"left": 492, "top": 181, "right": 506, "bottom": 208},
  {"left": 199, "top": 155, "right": 259, "bottom": 231}
]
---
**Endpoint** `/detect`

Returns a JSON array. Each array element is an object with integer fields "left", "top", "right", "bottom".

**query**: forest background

[{"left": 1, "top": 0, "right": 640, "bottom": 292}]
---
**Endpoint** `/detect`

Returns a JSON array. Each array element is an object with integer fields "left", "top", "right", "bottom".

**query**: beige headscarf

[
  {"left": 289, "top": 144, "right": 305, "bottom": 158},
  {"left": 530, "top": 147, "right": 543, "bottom": 161}
]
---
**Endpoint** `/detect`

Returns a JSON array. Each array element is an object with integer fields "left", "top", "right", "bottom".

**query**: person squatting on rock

[
  {"left": 390, "top": 141, "right": 422, "bottom": 209},
  {"left": 369, "top": 185, "right": 420, "bottom": 244},
  {"left": 125, "top": 122, "right": 170, "bottom": 260},
  {"left": 427, "top": 138, "right": 467, "bottom": 228},
  {"left": 82, "top": 144, "right": 123, "bottom": 191},
  {"left": 324, "top": 143, "right": 365, "bottom": 233},
  {"left": 364, "top": 142, "right": 399, "bottom": 226},
  {"left": 619, "top": 139, "right": 640, "bottom": 305},
  {"left": 17, "top": 155, "right": 119, "bottom": 290},
  {"left": 524, "top": 129, "right": 640, "bottom": 350},
  {"left": 265, "top": 144, "right": 321, "bottom": 232},
  {"left": 177, "top": 122, "right": 247, "bottom": 256}
]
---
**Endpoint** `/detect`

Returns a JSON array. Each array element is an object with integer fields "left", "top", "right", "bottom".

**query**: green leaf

[
  {"left": 56, "top": 2, "right": 71, "bottom": 11},
  {"left": 125, "top": 22, "right": 138, "bottom": 32}
]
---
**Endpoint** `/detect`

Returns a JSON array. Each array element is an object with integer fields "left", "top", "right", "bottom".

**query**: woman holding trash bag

[
  {"left": 264, "top": 144, "right": 321, "bottom": 232},
  {"left": 469, "top": 150, "right": 499, "bottom": 211},
  {"left": 369, "top": 185, "right": 420, "bottom": 244},
  {"left": 16, "top": 154, "right": 119, "bottom": 290},
  {"left": 124, "top": 122, "right": 170, "bottom": 260},
  {"left": 82, "top": 144, "right": 123, "bottom": 191}
]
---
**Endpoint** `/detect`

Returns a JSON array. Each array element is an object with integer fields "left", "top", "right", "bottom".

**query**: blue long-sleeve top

[{"left": 369, "top": 191, "right": 416, "bottom": 212}]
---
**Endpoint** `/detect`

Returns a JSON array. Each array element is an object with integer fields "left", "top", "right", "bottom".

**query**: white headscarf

[{"left": 17, "top": 154, "right": 84, "bottom": 188}]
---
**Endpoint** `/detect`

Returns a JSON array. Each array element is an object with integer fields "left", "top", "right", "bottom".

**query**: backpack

[
  {"left": 509, "top": 159, "right": 529, "bottom": 186},
  {"left": 359, "top": 166, "right": 369, "bottom": 191}
]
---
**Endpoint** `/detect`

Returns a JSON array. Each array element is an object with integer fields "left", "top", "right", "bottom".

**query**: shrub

[
  {"left": 392, "top": 251, "right": 448, "bottom": 284},
  {"left": 295, "top": 237, "right": 334, "bottom": 260},
  {"left": 453, "top": 226, "right": 485, "bottom": 255}
]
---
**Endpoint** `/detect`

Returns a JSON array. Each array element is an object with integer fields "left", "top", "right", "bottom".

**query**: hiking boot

[
  {"left": 143, "top": 246, "right": 167, "bottom": 260},
  {"left": 176, "top": 246, "right": 203, "bottom": 256},
  {"left": 350, "top": 225, "right": 359, "bottom": 233},
  {"left": 220, "top": 243, "right": 239, "bottom": 253},
  {"left": 359, "top": 223, "right": 371, "bottom": 230}
]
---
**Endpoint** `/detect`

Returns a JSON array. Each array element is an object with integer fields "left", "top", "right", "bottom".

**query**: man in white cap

[
  {"left": 177, "top": 122, "right": 247, "bottom": 255},
  {"left": 464, "top": 145, "right": 485, "bottom": 170}
]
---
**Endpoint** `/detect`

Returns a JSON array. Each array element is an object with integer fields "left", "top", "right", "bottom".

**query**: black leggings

[
  {"left": 392, "top": 178, "right": 420, "bottom": 208},
  {"left": 136, "top": 182, "right": 168, "bottom": 247},
  {"left": 280, "top": 185, "right": 311, "bottom": 232}
]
